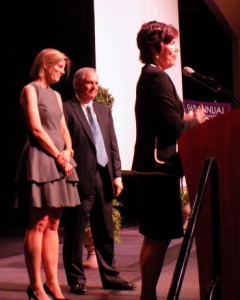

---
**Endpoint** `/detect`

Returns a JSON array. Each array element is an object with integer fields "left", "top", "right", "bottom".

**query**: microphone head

[{"left": 183, "top": 66, "right": 194, "bottom": 77}]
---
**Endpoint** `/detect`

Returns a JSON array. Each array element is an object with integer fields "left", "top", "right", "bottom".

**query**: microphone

[{"left": 183, "top": 66, "right": 221, "bottom": 92}]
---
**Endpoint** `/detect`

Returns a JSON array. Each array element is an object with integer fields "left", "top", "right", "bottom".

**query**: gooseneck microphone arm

[{"left": 183, "top": 66, "right": 240, "bottom": 108}]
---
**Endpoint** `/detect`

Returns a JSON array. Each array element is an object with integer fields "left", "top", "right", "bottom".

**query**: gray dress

[{"left": 15, "top": 83, "right": 81, "bottom": 208}]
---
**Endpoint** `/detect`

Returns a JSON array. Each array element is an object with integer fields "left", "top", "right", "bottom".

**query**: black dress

[{"left": 132, "top": 65, "right": 198, "bottom": 239}]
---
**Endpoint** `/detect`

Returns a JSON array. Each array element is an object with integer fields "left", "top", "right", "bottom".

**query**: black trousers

[{"left": 62, "top": 166, "right": 121, "bottom": 286}]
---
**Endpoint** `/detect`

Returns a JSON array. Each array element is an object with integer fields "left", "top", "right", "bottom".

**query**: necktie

[{"left": 86, "top": 105, "right": 108, "bottom": 167}]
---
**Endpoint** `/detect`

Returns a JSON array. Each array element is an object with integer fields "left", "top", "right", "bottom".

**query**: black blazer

[
  {"left": 63, "top": 97, "right": 122, "bottom": 198},
  {"left": 132, "top": 64, "right": 198, "bottom": 172}
]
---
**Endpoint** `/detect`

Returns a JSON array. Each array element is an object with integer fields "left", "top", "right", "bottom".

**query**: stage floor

[{"left": 0, "top": 223, "right": 199, "bottom": 300}]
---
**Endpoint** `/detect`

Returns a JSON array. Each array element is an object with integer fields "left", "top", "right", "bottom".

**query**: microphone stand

[
  {"left": 213, "top": 79, "right": 240, "bottom": 109},
  {"left": 192, "top": 75, "right": 240, "bottom": 109}
]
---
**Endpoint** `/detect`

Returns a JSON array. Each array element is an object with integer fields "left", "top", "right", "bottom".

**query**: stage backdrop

[{"left": 93, "top": 0, "right": 182, "bottom": 170}]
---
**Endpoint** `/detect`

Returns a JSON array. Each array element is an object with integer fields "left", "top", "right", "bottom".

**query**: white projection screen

[{"left": 94, "top": 0, "right": 182, "bottom": 170}]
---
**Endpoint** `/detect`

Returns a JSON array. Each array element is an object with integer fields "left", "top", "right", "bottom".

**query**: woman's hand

[
  {"left": 184, "top": 104, "right": 205, "bottom": 124},
  {"left": 60, "top": 149, "right": 73, "bottom": 163},
  {"left": 194, "top": 104, "right": 205, "bottom": 123},
  {"left": 63, "top": 162, "right": 74, "bottom": 176},
  {"left": 56, "top": 153, "right": 73, "bottom": 176}
]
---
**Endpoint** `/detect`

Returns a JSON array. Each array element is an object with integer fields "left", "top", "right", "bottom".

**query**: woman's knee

[
  {"left": 47, "top": 207, "right": 63, "bottom": 230},
  {"left": 48, "top": 217, "right": 61, "bottom": 231},
  {"left": 28, "top": 208, "right": 49, "bottom": 230}
]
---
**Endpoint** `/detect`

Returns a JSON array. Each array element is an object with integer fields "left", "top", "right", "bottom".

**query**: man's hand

[{"left": 114, "top": 177, "right": 123, "bottom": 198}]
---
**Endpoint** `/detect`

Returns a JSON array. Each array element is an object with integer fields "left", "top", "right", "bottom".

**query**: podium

[{"left": 178, "top": 109, "right": 240, "bottom": 300}]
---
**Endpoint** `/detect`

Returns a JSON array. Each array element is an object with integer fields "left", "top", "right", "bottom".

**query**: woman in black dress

[
  {"left": 132, "top": 21, "right": 205, "bottom": 300},
  {"left": 15, "top": 48, "right": 80, "bottom": 300}
]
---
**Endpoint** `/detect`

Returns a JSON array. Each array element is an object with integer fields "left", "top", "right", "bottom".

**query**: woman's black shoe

[
  {"left": 26, "top": 285, "right": 40, "bottom": 300},
  {"left": 43, "top": 283, "right": 69, "bottom": 300}
]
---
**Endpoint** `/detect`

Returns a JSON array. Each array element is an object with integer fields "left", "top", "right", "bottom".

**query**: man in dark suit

[{"left": 62, "top": 67, "right": 136, "bottom": 295}]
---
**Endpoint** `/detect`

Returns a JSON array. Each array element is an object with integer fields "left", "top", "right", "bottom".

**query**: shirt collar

[{"left": 76, "top": 94, "right": 93, "bottom": 109}]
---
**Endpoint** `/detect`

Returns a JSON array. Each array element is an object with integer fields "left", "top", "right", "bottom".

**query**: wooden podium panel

[{"left": 178, "top": 109, "right": 240, "bottom": 300}]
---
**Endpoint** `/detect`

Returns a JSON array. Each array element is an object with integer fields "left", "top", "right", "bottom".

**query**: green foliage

[
  {"left": 94, "top": 85, "right": 123, "bottom": 243},
  {"left": 94, "top": 85, "right": 115, "bottom": 108},
  {"left": 181, "top": 189, "right": 190, "bottom": 206},
  {"left": 112, "top": 199, "right": 123, "bottom": 243}
]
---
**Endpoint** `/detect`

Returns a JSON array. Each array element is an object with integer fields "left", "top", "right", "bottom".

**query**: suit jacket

[
  {"left": 63, "top": 97, "right": 122, "bottom": 198},
  {"left": 132, "top": 64, "right": 198, "bottom": 173}
]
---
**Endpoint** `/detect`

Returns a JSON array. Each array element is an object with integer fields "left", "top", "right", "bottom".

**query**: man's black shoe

[
  {"left": 70, "top": 283, "right": 88, "bottom": 295},
  {"left": 103, "top": 280, "right": 137, "bottom": 290}
]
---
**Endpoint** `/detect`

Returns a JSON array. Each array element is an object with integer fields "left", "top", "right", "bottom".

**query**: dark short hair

[{"left": 137, "top": 21, "right": 178, "bottom": 64}]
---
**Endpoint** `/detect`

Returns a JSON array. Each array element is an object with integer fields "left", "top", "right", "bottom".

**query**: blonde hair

[{"left": 30, "top": 48, "right": 71, "bottom": 80}]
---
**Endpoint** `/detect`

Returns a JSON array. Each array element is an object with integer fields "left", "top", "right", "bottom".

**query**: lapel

[
  {"left": 71, "top": 97, "right": 95, "bottom": 145},
  {"left": 165, "top": 72, "right": 184, "bottom": 115},
  {"left": 150, "top": 66, "right": 183, "bottom": 115}
]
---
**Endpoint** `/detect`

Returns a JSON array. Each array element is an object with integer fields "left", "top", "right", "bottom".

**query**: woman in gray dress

[{"left": 15, "top": 48, "right": 80, "bottom": 300}]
